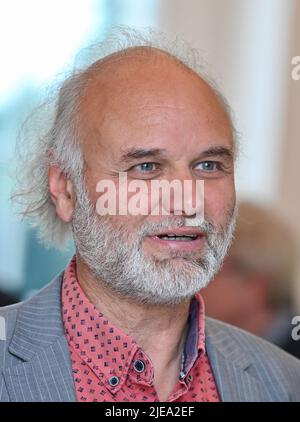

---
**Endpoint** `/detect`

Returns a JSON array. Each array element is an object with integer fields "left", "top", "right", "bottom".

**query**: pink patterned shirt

[{"left": 62, "top": 256, "right": 220, "bottom": 402}]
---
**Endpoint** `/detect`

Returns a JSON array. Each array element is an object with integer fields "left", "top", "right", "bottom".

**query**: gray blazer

[{"left": 0, "top": 273, "right": 300, "bottom": 402}]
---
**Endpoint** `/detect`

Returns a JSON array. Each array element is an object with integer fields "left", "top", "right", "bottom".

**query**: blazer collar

[
  {"left": 8, "top": 273, "right": 66, "bottom": 361},
  {"left": 4, "top": 272, "right": 76, "bottom": 402},
  {"left": 205, "top": 317, "right": 289, "bottom": 402}
]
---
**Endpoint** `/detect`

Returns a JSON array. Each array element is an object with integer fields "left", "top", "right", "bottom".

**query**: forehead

[{"left": 78, "top": 51, "right": 234, "bottom": 160}]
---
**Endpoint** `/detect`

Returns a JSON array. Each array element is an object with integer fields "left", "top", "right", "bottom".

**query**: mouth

[
  {"left": 156, "top": 234, "right": 199, "bottom": 241},
  {"left": 145, "top": 228, "right": 205, "bottom": 251}
]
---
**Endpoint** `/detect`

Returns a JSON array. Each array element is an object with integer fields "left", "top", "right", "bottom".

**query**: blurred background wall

[{"left": 0, "top": 0, "right": 299, "bottom": 308}]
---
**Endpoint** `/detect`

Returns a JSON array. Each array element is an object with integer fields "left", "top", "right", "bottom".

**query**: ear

[{"left": 48, "top": 165, "right": 75, "bottom": 223}]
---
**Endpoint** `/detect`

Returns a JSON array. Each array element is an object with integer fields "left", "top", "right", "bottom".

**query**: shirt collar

[
  {"left": 182, "top": 292, "right": 206, "bottom": 376},
  {"left": 62, "top": 256, "right": 206, "bottom": 389}
]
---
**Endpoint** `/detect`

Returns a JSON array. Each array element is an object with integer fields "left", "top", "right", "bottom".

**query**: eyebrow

[
  {"left": 118, "top": 145, "right": 233, "bottom": 164},
  {"left": 119, "top": 148, "right": 167, "bottom": 163},
  {"left": 197, "top": 146, "right": 234, "bottom": 160}
]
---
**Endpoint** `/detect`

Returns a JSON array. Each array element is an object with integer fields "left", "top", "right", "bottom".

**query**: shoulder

[
  {"left": 0, "top": 273, "right": 64, "bottom": 367},
  {"left": 206, "top": 317, "right": 300, "bottom": 401}
]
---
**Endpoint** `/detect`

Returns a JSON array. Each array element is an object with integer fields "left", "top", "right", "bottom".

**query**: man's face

[{"left": 72, "top": 52, "right": 236, "bottom": 304}]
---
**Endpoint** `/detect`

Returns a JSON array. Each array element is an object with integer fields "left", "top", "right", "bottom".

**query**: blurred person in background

[{"left": 202, "top": 201, "right": 300, "bottom": 359}]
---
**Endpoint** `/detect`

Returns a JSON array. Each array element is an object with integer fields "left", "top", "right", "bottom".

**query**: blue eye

[
  {"left": 195, "top": 161, "right": 218, "bottom": 171},
  {"left": 135, "top": 162, "right": 157, "bottom": 172}
]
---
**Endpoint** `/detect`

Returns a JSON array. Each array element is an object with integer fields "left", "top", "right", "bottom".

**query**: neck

[
  {"left": 76, "top": 255, "right": 190, "bottom": 361},
  {"left": 76, "top": 255, "right": 191, "bottom": 399}
]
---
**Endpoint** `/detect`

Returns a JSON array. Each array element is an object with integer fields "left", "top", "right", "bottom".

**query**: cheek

[{"left": 203, "top": 179, "right": 235, "bottom": 227}]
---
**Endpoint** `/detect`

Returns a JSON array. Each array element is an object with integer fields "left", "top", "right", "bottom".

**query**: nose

[{"left": 152, "top": 168, "right": 204, "bottom": 218}]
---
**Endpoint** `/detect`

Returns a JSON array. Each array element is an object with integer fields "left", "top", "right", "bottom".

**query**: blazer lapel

[
  {"left": 3, "top": 273, "right": 76, "bottom": 402},
  {"left": 4, "top": 337, "right": 75, "bottom": 402},
  {"left": 205, "top": 318, "right": 289, "bottom": 402}
]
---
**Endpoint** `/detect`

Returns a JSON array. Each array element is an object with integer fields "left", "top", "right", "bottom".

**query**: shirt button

[
  {"left": 109, "top": 376, "right": 120, "bottom": 387},
  {"left": 133, "top": 359, "right": 145, "bottom": 373}
]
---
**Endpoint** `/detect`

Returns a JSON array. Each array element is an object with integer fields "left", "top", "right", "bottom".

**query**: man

[
  {"left": 1, "top": 30, "right": 300, "bottom": 402},
  {"left": 202, "top": 201, "right": 300, "bottom": 359}
]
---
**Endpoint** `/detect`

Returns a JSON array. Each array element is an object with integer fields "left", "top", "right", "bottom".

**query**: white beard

[{"left": 72, "top": 183, "right": 237, "bottom": 305}]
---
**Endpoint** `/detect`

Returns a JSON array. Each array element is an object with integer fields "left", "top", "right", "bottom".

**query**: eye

[
  {"left": 195, "top": 161, "right": 219, "bottom": 171},
  {"left": 132, "top": 162, "right": 158, "bottom": 173}
]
